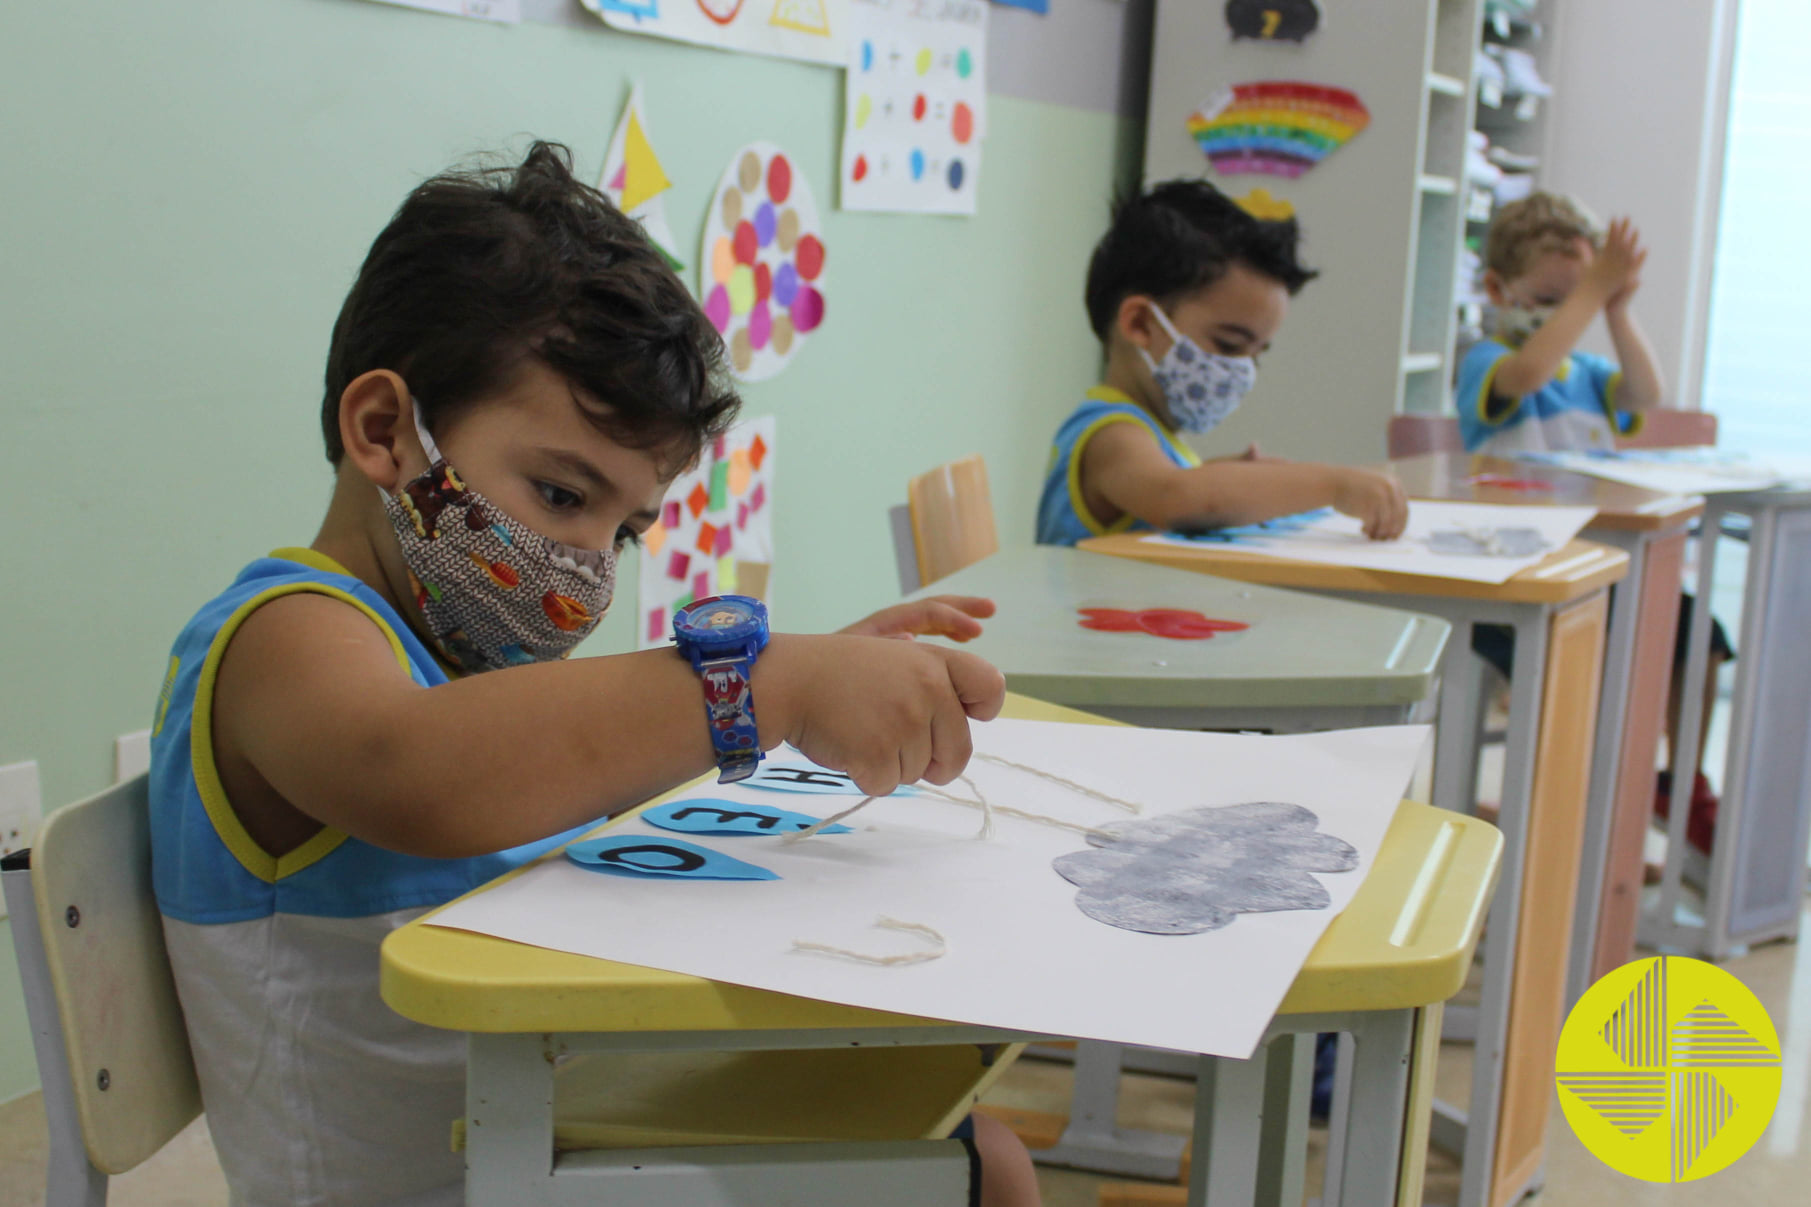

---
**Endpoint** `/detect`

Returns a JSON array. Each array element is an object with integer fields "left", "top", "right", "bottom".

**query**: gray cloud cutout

[{"left": 1052, "top": 802, "right": 1360, "bottom": 935}]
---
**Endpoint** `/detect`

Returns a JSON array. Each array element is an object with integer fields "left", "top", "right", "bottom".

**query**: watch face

[{"left": 676, "top": 595, "right": 766, "bottom": 646}]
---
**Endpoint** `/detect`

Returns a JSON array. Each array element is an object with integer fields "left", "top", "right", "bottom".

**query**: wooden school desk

[
  {"left": 1384, "top": 453, "right": 1704, "bottom": 1001},
  {"left": 906, "top": 545, "right": 1449, "bottom": 1179},
  {"left": 1079, "top": 532, "right": 1626, "bottom": 1207},
  {"left": 382, "top": 695, "right": 1502, "bottom": 1207},
  {"left": 908, "top": 544, "right": 1450, "bottom": 733},
  {"left": 1645, "top": 482, "right": 1811, "bottom": 959}
]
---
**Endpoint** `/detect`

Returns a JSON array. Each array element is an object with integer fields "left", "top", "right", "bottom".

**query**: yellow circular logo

[{"left": 1556, "top": 956, "right": 1781, "bottom": 1182}]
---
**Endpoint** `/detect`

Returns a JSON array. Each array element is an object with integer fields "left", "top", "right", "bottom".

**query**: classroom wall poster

[
  {"left": 598, "top": 83, "right": 685, "bottom": 270},
  {"left": 700, "top": 143, "right": 827, "bottom": 381},
  {"left": 582, "top": 0, "right": 849, "bottom": 66},
  {"left": 637, "top": 416, "right": 775, "bottom": 649},
  {"left": 839, "top": 0, "right": 987, "bottom": 214}
]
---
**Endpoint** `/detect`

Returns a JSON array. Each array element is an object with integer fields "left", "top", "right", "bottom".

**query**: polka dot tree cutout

[{"left": 700, "top": 142, "right": 827, "bottom": 382}]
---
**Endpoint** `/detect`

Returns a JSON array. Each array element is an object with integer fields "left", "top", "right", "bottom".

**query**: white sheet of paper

[
  {"left": 362, "top": 0, "right": 520, "bottom": 22},
  {"left": 838, "top": 0, "right": 988, "bottom": 214},
  {"left": 1514, "top": 448, "right": 1811, "bottom": 496},
  {"left": 1142, "top": 500, "right": 1599, "bottom": 584},
  {"left": 427, "top": 718, "right": 1429, "bottom": 1059}
]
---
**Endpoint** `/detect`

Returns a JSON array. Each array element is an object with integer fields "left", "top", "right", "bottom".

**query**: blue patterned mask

[{"left": 1137, "top": 304, "right": 1258, "bottom": 434}]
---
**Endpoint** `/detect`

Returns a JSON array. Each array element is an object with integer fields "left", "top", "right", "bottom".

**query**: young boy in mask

[
  {"left": 1460, "top": 194, "right": 1729, "bottom": 851},
  {"left": 147, "top": 143, "right": 1040, "bottom": 1207},
  {"left": 1457, "top": 192, "right": 1662, "bottom": 453},
  {"left": 1035, "top": 179, "right": 1408, "bottom": 547}
]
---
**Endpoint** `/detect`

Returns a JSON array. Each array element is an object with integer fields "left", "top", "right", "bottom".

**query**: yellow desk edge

[{"left": 382, "top": 694, "right": 1502, "bottom": 1033}]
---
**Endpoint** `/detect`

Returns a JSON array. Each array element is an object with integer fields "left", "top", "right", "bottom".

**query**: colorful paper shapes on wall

[
  {"left": 1187, "top": 82, "right": 1370, "bottom": 178},
  {"left": 1077, "top": 608, "right": 1252, "bottom": 641},
  {"left": 1234, "top": 188, "right": 1295, "bottom": 222},
  {"left": 584, "top": 0, "right": 843, "bottom": 66},
  {"left": 1224, "top": 0, "right": 1319, "bottom": 43},
  {"left": 599, "top": 83, "right": 683, "bottom": 269},
  {"left": 593, "top": 0, "right": 660, "bottom": 23},
  {"left": 566, "top": 835, "right": 779, "bottom": 880},
  {"left": 701, "top": 143, "right": 825, "bottom": 380},
  {"left": 643, "top": 799, "right": 854, "bottom": 835}
]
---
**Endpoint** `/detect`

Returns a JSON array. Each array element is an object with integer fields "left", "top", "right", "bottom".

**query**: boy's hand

[
  {"left": 841, "top": 595, "right": 997, "bottom": 642},
  {"left": 764, "top": 635, "right": 1006, "bottom": 795},
  {"left": 1331, "top": 468, "right": 1409, "bottom": 540},
  {"left": 1587, "top": 218, "right": 1647, "bottom": 308}
]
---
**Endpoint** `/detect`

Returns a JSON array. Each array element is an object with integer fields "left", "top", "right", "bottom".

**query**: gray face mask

[
  {"left": 1136, "top": 304, "right": 1258, "bottom": 435},
  {"left": 1494, "top": 304, "right": 1556, "bottom": 345}
]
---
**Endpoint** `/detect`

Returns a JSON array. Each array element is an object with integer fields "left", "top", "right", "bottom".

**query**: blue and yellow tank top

[
  {"left": 1036, "top": 387, "right": 1201, "bottom": 547},
  {"left": 148, "top": 547, "right": 591, "bottom": 925}
]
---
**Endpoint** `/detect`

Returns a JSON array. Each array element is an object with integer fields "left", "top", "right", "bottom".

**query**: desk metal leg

[
  {"left": 466, "top": 1033, "right": 556, "bottom": 1205},
  {"left": 1329, "top": 1010, "right": 1416, "bottom": 1207},
  {"left": 1431, "top": 622, "right": 1488, "bottom": 818},
  {"left": 1569, "top": 529, "right": 1645, "bottom": 1006},
  {"left": 1713, "top": 502, "right": 1811, "bottom": 951},
  {"left": 1041, "top": 1041, "right": 1187, "bottom": 1179},
  {"left": 1255, "top": 1034, "right": 1312, "bottom": 1207},
  {"left": 1191, "top": 1046, "right": 1268, "bottom": 1207}
]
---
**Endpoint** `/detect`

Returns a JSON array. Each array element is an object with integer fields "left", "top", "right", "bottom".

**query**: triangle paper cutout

[{"left": 619, "top": 110, "right": 672, "bottom": 213}]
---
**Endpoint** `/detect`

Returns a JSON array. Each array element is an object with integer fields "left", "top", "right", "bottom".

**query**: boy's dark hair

[
  {"left": 1084, "top": 179, "right": 1317, "bottom": 342},
  {"left": 322, "top": 141, "right": 738, "bottom": 469}
]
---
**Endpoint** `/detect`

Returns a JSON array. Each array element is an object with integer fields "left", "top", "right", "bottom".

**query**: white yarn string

[
  {"left": 783, "top": 795, "right": 880, "bottom": 843},
  {"left": 973, "top": 753, "right": 1144, "bottom": 815},
  {"left": 792, "top": 916, "right": 948, "bottom": 966}
]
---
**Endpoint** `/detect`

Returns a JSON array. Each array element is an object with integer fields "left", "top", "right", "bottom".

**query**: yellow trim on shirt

[
  {"left": 1477, "top": 352, "right": 1517, "bottom": 426},
  {"left": 1600, "top": 371, "right": 1645, "bottom": 437},
  {"left": 270, "top": 546, "right": 356, "bottom": 578},
  {"left": 190, "top": 575, "right": 414, "bottom": 884},
  {"left": 1081, "top": 387, "right": 1202, "bottom": 467},
  {"left": 1067, "top": 414, "right": 1146, "bottom": 537}
]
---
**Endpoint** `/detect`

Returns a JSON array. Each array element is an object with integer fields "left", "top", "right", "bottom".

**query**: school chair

[
  {"left": 891, "top": 454, "right": 1000, "bottom": 592},
  {"left": 1385, "top": 415, "right": 1464, "bottom": 458},
  {"left": 1, "top": 774, "right": 203, "bottom": 1207}
]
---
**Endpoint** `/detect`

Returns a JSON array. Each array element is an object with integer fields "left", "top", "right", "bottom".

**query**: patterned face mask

[
  {"left": 1495, "top": 304, "right": 1556, "bottom": 346},
  {"left": 1137, "top": 303, "right": 1258, "bottom": 435},
  {"left": 379, "top": 402, "right": 616, "bottom": 675}
]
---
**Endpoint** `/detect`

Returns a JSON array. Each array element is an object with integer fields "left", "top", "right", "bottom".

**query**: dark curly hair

[
  {"left": 322, "top": 141, "right": 738, "bottom": 470},
  {"left": 1084, "top": 178, "right": 1318, "bottom": 342}
]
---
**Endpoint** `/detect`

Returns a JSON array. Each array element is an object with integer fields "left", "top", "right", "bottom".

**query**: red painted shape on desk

[
  {"left": 1465, "top": 474, "right": 1553, "bottom": 492},
  {"left": 1077, "top": 607, "right": 1251, "bottom": 641}
]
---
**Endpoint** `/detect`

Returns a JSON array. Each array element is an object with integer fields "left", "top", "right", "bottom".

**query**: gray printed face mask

[{"left": 1137, "top": 304, "right": 1258, "bottom": 434}]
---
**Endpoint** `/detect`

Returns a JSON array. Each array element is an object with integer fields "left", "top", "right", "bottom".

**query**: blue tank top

[
  {"left": 149, "top": 548, "right": 593, "bottom": 925},
  {"left": 1036, "top": 388, "right": 1201, "bottom": 547}
]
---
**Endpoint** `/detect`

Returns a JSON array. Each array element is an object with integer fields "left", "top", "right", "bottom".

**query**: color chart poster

[
  {"left": 839, "top": 0, "right": 988, "bottom": 214},
  {"left": 637, "top": 417, "right": 775, "bottom": 649},
  {"left": 584, "top": 0, "right": 849, "bottom": 67}
]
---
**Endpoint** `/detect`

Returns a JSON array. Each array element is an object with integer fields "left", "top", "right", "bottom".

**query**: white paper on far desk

[
  {"left": 1515, "top": 448, "right": 1811, "bottom": 495},
  {"left": 427, "top": 719, "right": 1429, "bottom": 1059},
  {"left": 1142, "top": 500, "right": 1598, "bottom": 584}
]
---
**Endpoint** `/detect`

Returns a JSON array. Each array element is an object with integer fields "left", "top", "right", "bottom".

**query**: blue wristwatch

[{"left": 672, "top": 595, "right": 771, "bottom": 783}]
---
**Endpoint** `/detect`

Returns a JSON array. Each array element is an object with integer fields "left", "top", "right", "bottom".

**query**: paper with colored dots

[
  {"left": 700, "top": 142, "right": 825, "bottom": 381},
  {"left": 582, "top": 0, "right": 847, "bottom": 67},
  {"left": 839, "top": 0, "right": 987, "bottom": 214},
  {"left": 638, "top": 416, "right": 776, "bottom": 649}
]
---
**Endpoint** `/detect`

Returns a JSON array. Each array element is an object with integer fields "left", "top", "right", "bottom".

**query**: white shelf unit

[
  {"left": 1449, "top": 2, "right": 1564, "bottom": 410},
  {"left": 1142, "top": 0, "right": 1486, "bottom": 461}
]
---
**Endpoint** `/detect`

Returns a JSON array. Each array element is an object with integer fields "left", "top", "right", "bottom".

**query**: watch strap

[{"left": 696, "top": 652, "right": 762, "bottom": 783}]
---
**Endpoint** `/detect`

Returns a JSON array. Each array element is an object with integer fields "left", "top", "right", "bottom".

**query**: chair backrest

[
  {"left": 24, "top": 775, "right": 201, "bottom": 1173},
  {"left": 906, "top": 455, "right": 1000, "bottom": 587},
  {"left": 1616, "top": 409, "right": 1718, "bottom": 449},
  {"left": 1387, "top": 415, "right": 1464, "bottom": 458}
]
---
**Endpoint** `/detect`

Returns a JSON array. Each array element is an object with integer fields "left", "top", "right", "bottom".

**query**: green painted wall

[{"left": 0, "top": 1, "right": 1137, "bottom": 1100}]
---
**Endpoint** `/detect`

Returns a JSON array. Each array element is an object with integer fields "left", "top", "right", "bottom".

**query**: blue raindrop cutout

[
  {"left": 643, "top": 799, "right": 852, "bottom": 836},
  {"left": 566, "top": 835, "right": 777, "bottom": 880}
]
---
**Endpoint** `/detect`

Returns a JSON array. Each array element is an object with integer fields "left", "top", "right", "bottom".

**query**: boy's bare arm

[
  {"left": 1604, "top": 301, "right": 1664, "bottom": 411},
  {"left": 1492, "top": 217, "right": 1646, "bottom": 401},
  {"left": 212, "top": 594, "right": 1004, "bottom": 859},
  {"left": 1084, "top": 422, "right": 1408, "bottom": 538}
]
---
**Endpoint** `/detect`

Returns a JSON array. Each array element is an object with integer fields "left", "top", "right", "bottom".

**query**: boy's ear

[
  {"left": 339, "top": 370, "right": 419, "bottom": 491},
  {"left": 1481, "top": 269, "right": 1509, "bottom": 307},
  {"left": 1115, "top": 294, "right": 1162, "bottom": 356}
]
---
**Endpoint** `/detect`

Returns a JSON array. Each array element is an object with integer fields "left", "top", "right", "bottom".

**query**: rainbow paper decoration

[{"left": 1187, "top": 82, "right": 1370, "bottom": 178}]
